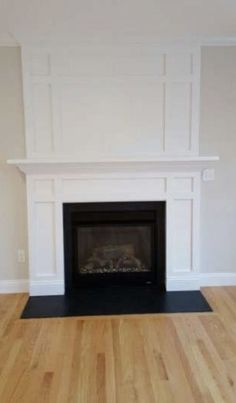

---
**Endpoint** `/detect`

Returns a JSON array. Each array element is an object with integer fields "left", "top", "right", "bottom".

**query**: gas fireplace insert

[{"left": 63, "top": 201, "right": 165, "bottom": 293}]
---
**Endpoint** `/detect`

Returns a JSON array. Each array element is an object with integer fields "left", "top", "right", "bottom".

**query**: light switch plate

[{"left": 202, "top": 169, "right": 215, "bottom": 182}]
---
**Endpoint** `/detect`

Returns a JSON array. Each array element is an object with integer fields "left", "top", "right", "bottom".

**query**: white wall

[
  {"left": 200, "top": 46, "right": 236, "bottom": 273},
  {"left": 0, "top": 45, "right": 236, "bottom": 284},
  {"left": 0, "top": 47, "right": 28, "bottom": 281}
]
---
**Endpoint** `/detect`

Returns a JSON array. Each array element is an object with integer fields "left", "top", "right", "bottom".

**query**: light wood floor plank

[{"left": 1, "top": 288, "right": 236, "bottom": 402}]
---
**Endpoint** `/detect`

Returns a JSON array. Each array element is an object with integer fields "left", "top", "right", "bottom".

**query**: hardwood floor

[{"left": 1, "top": 287, "right": 236, "bottom": 402}]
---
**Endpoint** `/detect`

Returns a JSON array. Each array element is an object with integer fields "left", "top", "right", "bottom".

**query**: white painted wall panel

[
  {"left": 22, "top": 44, "right": 200, "bottom": 159},
  {"left": 32, "top": 83, "right": 53, "bottom": 153},
  {"left": 172, "top": 178, "right": 193, "bottom": 193},
  {"left": 53, "top": 46, "right": 165, "bottom": 77},
  {"left": 165, "top": 82, "right": 192, "bottom": 152},
  {"left": 34, "top": 202, "right": 56, "bottom": 277},
  {"left": 60, "top": 79, "right": 165, "bottom": 157},
  {"left": 166, "top": 52, "right": 192, "bottom": 76},
  {"left": 30, "top": 51, "right": 50, "bottom": 76},
  {"left": 172, "top": 199, "right": 193, "bottom": 272},
  {"left": 62, "top": 177, "right": 167, "bottom": 201},
  {"left": 34, "top": 179, "right": 55, "bottom": 200},
  {"left": 26, "top": 172, "right": 200, "bottom": 294}
]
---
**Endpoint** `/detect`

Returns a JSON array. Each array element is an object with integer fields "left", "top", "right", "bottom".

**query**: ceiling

[{"left": 1, "top": 0, "right": 236, "bottom": 45}]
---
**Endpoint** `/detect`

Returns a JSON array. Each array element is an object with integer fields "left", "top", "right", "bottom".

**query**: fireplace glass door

[{"left": 77, "top": 224, "right": 152, "bottom": 275}]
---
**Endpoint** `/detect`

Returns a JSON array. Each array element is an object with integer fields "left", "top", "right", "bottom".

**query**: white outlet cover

[{"left": 17, "top": 249, "right": 26, "bottom": 263}]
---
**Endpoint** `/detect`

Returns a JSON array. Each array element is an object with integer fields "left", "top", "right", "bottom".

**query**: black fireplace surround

[{"left": 63, "top": 201, "right": 166, "bottom": 293}]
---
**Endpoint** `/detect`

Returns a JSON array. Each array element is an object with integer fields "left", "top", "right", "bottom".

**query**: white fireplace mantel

[
  {"left": 8, "top": 156, "right": 219, "bottom": 296},
  {"left": 8, "top": 156, "right": 219, "bottom": 175}
]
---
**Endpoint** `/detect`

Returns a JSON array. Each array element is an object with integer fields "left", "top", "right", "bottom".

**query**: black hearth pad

[{"left": 21, "top": 287, "right": 212, "bottom": 319}]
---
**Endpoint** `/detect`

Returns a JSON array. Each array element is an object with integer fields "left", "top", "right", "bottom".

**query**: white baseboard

[
  {"left": 1, "top": 273, "right": 236, "bottom": 295},
  {"left": 199, "top": 272, "right": 236, "bottom": 287},
  {"left": 0, "top": 279, "right": 29, "bottom": 294},
  {"left": 167, "top": 275, "right": 200, "bottom": 291},
  {"left": 29, "top": 280, "right": 64, "bottom": 296},
  {"left": 167, "top": 272, "right": 236, "bottom": 291}
]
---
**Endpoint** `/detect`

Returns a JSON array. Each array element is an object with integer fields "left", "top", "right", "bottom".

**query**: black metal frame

[{"left": 63, "top": 201, "right": 166, "bottom": 293}]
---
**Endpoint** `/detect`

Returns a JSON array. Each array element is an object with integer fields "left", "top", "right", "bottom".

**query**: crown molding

[
  {"left": 0, "top": 38, "right": 19, "bottom": 47},
  {"left": 1, "top": 36, "right": 236, "bottom": 48},
  {"left": 201, "top": 37, "right": 236, "bottom": 46},
  {"left": 0, "top": 32, "right": 19, "bottom": 47}
]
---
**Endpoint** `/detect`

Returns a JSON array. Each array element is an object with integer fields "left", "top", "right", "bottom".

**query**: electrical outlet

[
  {"left": 17, "top": 249, "right": 25, "bottom": 263},
  {"left": 202, "top": 169, "right": 215, "bottom": 182}
]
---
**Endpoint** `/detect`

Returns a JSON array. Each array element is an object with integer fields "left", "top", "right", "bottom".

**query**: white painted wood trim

[
  {"left": 21, "top": 171, "right": 201, "bottom": 294},
  {"left": 15, "top": 38, "right": 236, "bottom": 47},
  {"left": 1, "top": 273, "right": 236, "bottom": 294},
  {"left": 167, "top": 273, "right": 236, "bottom": 291},
  {"left": 8, "top": 156, "right": 219, "bottom": 175},
  {"left": 20, "top": 44, "right": 202, "bottom": 159},
  {"left": 0, "top": 42, "right": 19, "bottom": 47},
  {"left": 199, "top": 273, "right": 236, "bottom": 287},
  {"left": 29, "top": 280, "right": 64, "bottom": 296},
  {"left": 24, "top": 171, "right": 200, "bottom": 295},
  {"left": 167, "top": 275, "right": 201, "bottom": 290},
  {"left": 21, "top": 47, "right": 35, "bottom": 157},
  {"left": 8, "top": 156, "right": 220, "bottom": 163},
  {"left": 0, "top": 279, "right": 29, "bottom": 294},
  {"left": 201, "top": 37, "right": 236, "bottom": 46}
]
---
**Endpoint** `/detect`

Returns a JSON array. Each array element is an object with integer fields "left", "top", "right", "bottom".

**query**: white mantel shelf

[{"left": 8, "top": 156, "right": 219, "bottom": 175}]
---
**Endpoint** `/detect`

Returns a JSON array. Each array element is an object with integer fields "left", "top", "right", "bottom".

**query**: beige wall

[
  {"left": 0, "top": 47, "right": 28, "bottom": 280},
  {"left": 200, "top": 46, "right": 236, "bottom": 273},
  {"left": 0, "top": 46, "right": 236, "bottom": 282}
]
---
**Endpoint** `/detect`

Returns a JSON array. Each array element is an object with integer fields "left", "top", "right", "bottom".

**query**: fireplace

[{"left": 63, "top": 202, "right": 166, "bottom": 293}]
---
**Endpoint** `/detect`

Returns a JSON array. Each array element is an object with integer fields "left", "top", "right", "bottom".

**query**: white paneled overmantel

[
  {"left": 21, "top": 43, "right": 201, "bottom": 160},
  {"left": 9, "top": 42, "right": 219, "bottom": 295}
]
